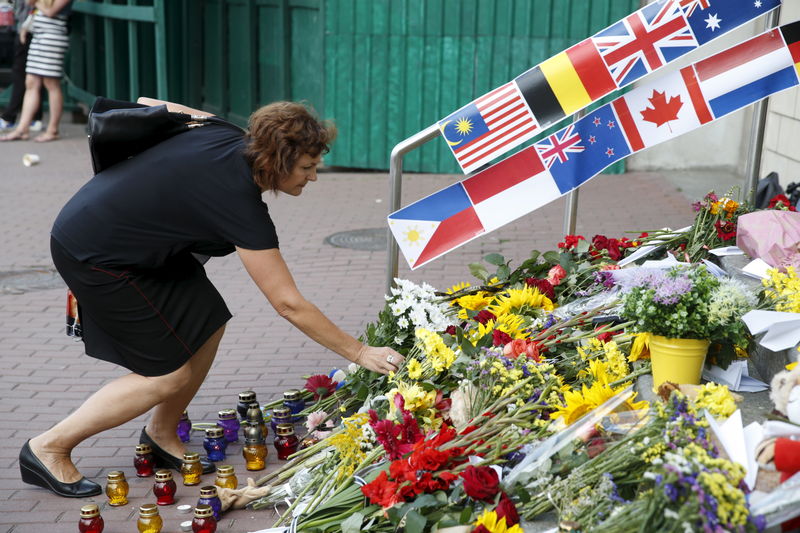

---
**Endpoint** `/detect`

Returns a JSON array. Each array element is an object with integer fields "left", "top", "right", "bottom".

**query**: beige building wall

[{"left": 761, "top": 3, "right": 800, "bottom": 188}]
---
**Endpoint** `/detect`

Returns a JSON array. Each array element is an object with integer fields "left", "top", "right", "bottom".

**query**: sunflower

[
  {"left": 473, "top": 510, "right": 524, "bottom": 533},
  {"left": 474, "top": 313, "right": 528, "bottom": 341},
  {"left": 488, "top": 286, "right": 554, "bottom": 318},
  {"left": 628, "top": 332, "right": 651, "bottom": 362},
  {"left": 455, "top": 292, "right": 494, "bottom": 319},
  {"left": 550, "top": 382, "right": 649, "bottom": 425}
]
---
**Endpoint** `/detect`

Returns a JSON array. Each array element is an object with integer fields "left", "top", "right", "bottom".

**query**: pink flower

[
  {"left": 305, "top": 410, "right": 334, "bottom": 439},
  {"left": 547, "top": 265, "right": 567, "bottom": 286}
]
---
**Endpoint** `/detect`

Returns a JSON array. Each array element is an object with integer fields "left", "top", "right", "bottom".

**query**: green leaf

[
  {"left": 408, "top": 493, "right": 440, "bottom": 509},
  {"left": 543, "top": 251, "right": 560, "bottom": 264},
  {"left": 497, "top": 265, "right": 511, "bottom": 280},
  {"left": 459, "top": 505, "right": 474, "bottom": 524},
  {"left": 341, "top": 512, "right": 363, "bottom": 533},
  {"left": 575, "top": 239, "right": 590, "bottom": 254},
  {"left": 404, "top": 510, "right": 427, "bottom": 533},
  {"left": 469, "top": 262, "right": 490, "bottom": 282},
  {"left": 529, "top": 250, "right": 541, "bottom": 262},
  {"left": 386, "top": 504, "right": 407, "bottom": 523},
  {"left": 484, "top": 253, "right": 506, "bottom": 266}
]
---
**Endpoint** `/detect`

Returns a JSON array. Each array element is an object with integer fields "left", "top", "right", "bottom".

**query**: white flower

[
  {"left": 347, "top": 362, "right": 360, "bottom": 374},
  {"left": 408, "top": 307, "right": 429, "bottom": 328},
  {"left": 397, "top": 316, "right": 409, "bottom": 329},
  {"left": 394, "top": 335, "right": 404, "bottom": 345},
  {"left": 682, "top": 522, "right": 693, "bottom": 533},
  {"left": 664, "top": 509, "right": 680, "bottom": 521}
]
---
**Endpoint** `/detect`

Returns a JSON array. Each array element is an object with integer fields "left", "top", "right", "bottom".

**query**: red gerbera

[
  {"left": 714, "top": 219, "right": 737, "bottom": 241},
  {"left": 304, "top": 374, "right": 337, "bottom": 400}
]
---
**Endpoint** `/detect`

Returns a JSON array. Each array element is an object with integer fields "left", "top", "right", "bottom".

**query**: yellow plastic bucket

[{"left": 649, "top": 335, "right": 710, "bottom": 387}]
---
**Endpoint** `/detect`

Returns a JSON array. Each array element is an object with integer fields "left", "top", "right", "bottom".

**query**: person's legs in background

[
  {"left": 35, "top": 75, "right": 63, "bottom": 142},
  {"left": 0, "top": 32, "right": 43, "bottom": 131},
  {"left": 0, "top": 73, "right": 42, "bottom": 141}
]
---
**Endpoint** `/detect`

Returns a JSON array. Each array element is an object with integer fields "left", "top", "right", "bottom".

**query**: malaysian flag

[
  {"left": 593, "top": 0, "right": 698, "bottom": 88},
  {"left": 438, "top": 82, "right": 539, "bottom": 174},
  {"left": 535, "top": 125, "right": 585, "bottom": 168}
]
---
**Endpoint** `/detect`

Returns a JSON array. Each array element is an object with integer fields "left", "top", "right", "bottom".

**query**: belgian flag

[
  {"left": 781, "top": 20, "right": 800, "bottom": 79},
  {"left": 515, "top": 38, "right": 617, "bottom": 127}
]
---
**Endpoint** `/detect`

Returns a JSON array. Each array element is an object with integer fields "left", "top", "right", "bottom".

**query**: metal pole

[
  {"left": 562, "top": 109, "right": 587, "bottom": 236},
  {"left": 386, "top": 124, "right": 441, "bottom": 293},
  {"left": 744, "top": 6, "right": 782, "bottom": 204}
]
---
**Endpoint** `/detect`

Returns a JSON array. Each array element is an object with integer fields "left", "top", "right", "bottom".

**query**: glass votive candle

[
  {"left": 242, "top": 437, "right": 268, "bottom": 471},
  {"left": 177, "top": 410, "right": 192, "bottom": 443},
  {"left": 134, "top": 443, "right": 156, "bottom": 477},
  {"left": 79, "top": 503, "right": 104, "bottom": 533},
  {"left": 214, "top": 464, "right": 238, "bottom": 490},
  {"left": 246, "top": 403, "right": 268, "bottom": 440},
  {"left": 274, "top": 424, "right": 299, "bottom": 460},
  {"left": 105, "top": 470, "right": 129, "bottom": 506},
  {"left": 242, "top": 421, "right": 263, "bottom": 443},
  {"left": 203, "top": 427, "right": 227, "bottom": 462},
  {"left": 191, "top": 504, "right": 217, "bottom": 533},
  {"left": 181, "top": 451, "right": 203, "bottom": 486},
  {"left": 197, "top": 485, "right": 222, "bottom": 520},
  {"left": 216, "top": 409, "right": 240, "bottom": 443},
  {"left": 236, "top": 391, "right": 257, "bottom": 420},
  {"left": 270, "top": 407, "right": 292, "bottom": 433},
  {"left": 282, "top": 389, "right": 305, "bottom": 422},
  {"left": 137, "top": 503, "right": 163, "bottom": 533},
  {"left": 153, "top": 469, "right": 177, "bottom": 505}
]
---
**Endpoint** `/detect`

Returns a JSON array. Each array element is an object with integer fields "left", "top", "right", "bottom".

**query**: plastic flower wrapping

[{"left": 242, "top": 192, "right": 799, "bottom": 533}]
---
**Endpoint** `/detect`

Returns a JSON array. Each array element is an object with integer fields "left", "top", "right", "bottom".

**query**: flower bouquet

[{"left": 618, "top": 265, "right": 756, "bottom": 383}]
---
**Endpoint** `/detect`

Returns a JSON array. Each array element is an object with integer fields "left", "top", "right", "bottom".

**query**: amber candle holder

[
  {"left": 214, "top": 464, "right": 238, "bottom": 490},
  {"left": 242, "top": 438, "right": 267, "bottom": 471},
  {"left": 181, "top": 451, "right": 203, "bottom": 486},
  {"left": 105, "top": 470, "right": 129, "bottom": 506},
  {"left": 137, "top": 503, "right": 163, "bottom": 533}
]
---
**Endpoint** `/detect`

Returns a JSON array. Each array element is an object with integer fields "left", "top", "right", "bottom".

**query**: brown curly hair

[{"left": 245, "top": 102, "right": 337, "bottom": 192}]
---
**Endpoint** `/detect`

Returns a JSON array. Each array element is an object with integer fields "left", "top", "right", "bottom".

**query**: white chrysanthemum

[
  {"left": 397, "top": 316, "right": 409, "bottom": 329},
  {"left": 707, "top": 277, "right": 757, "bottom": 326}
]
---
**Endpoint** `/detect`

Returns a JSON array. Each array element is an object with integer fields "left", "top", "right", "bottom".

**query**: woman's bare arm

[
  {"left": 136, "top": 97, "right": 214, "bottom": 117},
  {"left": 237, "top": 247, "right": 404, "bottom": 375}
]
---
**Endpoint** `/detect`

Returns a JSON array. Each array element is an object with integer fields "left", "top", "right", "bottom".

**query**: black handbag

[{"left": 87, "top": 97, "right": 244, "bottom": 174}]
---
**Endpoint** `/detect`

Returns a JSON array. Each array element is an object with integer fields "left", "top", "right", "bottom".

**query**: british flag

[
  {"left": 592, "top": 0, "right": 698, "bottom": 88},
  {"left": 678, "top": 0, "right": 710, "bottom": 18},
  {"left": 535, "top": 125, "right": 585, "bottom": 168}
]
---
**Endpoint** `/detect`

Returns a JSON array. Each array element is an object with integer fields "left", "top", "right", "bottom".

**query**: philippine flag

[
  {"left": 389, "top": 148, "right": 560, "bottom": 269},
  {"left": 693, "top": 28, "right": 799, "bottom": 119}
]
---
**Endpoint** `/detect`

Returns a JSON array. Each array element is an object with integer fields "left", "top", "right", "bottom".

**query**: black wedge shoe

[
  {"left": 139, "top": 428, "right": 215, "bottom": 474},
  {"left": 19, "top": 440, "right": 102, "bottom": 498}
]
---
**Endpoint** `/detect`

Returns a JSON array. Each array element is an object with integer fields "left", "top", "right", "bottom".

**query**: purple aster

[{"left": 652, "top": 275, "right": 694, "bottom": 305}]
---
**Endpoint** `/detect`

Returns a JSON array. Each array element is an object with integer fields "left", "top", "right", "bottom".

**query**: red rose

[
  {"left": 606, "top": 238, "right": 622, "bottom": 261},
  {"left": 495, "top": 492, "right": 520, "bottom": 526},
  {"left": 444, "top": 325, "right": 457, "bottom": 335},
  {"left": 492, "top": 329, "right": 512, "bottom": 347},
  {"left": 591, "top": 234, "right": 609, "bottom": 251},
  {"left": 547, "top": 265, "right": 567, "bottom": 286},
  {"left": 461, "top": 465, "right": 500, "bottom": 502},
  {"left": 503, "top": 339, "right": 541, "bottom": 362}
]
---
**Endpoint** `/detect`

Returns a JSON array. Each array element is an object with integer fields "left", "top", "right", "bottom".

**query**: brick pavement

[{"left": 0, "top": 121, "right": 707, "bottom": 531}]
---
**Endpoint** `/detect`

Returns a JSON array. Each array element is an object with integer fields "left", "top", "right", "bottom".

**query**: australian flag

[
  {"left": 537, "top": 104, "right": 632, "bottom": 194},
  {"left": 593, "top": 0, "right": 698, "bottom": 88},
  {"left": 684, "top": 0, "right": 782, "bottom": 45}
]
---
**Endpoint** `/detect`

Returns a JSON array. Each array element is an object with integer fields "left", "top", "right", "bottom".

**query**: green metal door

[
  {"left": 200, "top": 0, "right": 324, "bottom": 125},
  {"left": 323, "top": 0, "right": 639, "bottom": 173}
]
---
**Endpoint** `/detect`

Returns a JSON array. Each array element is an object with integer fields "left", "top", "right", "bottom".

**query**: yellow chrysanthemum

[
  {"left": 415, "top": 328, "right": 457, "bottom": 372},
  {"left": 763, "top": 267, "right": 800, "bottom": 313},
  {"left": 327, "top": 413, "right": 370, "bottom": 480},
  {"left": 550, "top": 382, "right": 649, "bottom": 425},
  {"left": 406, "top": 358, "right": 423, "bottom": 380},
  {"left": 488, "top": 286, "right": 554, "bottom": 318},
  {"left": 695, "top": 382, "right": 737, "bottom": 419},
  {"left": 473, "top": 510, "right": 524, "bottom": 533}
]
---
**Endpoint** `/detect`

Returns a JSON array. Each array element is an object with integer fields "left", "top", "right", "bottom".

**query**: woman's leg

[
  {"left": 145, "top": 324, "right": 226, "bottom": 457},
  {"left": 35, "top": 76, "right": 63, "bottom": 142},
  {"left": 27, "top": 325, "right": 226, "bottom": 483},
  {"left": 0, "top": 74, "right": 41, "bottom": 140}
]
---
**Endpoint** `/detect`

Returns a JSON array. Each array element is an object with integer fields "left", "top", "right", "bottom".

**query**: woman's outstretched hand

[{"left": 355, "top": 345, "right": 405, "bottom": 375}]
